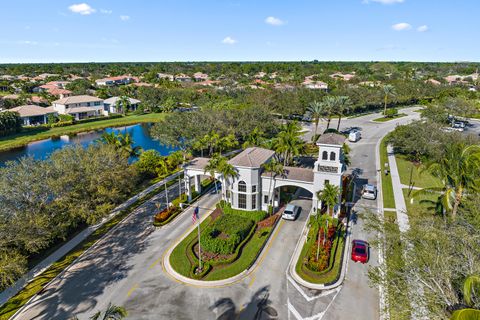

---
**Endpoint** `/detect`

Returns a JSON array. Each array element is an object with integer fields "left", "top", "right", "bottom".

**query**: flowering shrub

[
  {"left": 154, "top": 206, "right": 179, "bottom": 223},
  {"left": 305, "top": 225, "right": 337, "bottom": 272}
]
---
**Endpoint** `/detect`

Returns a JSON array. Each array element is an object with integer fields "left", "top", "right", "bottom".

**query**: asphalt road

[{"left": 14, "top": 108, "right": 421, "bottom": 320}]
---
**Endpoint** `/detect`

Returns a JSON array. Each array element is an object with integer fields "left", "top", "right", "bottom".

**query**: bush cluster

[
  {"left": 200, "top": 214, "right": 254, "bottom": 255},
  {"left": 305, "top": 224, "right": 337, "bottom": 272},
  {"left": 218, "top": 201, "right": 268, "bottom": 222},
  {"left": 154, "top": 206, "right": 180, "bottom": 224}
]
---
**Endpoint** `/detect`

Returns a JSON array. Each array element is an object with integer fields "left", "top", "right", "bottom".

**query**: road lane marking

[
  {"left": 127, "top": 283, "right": 138, "bottom": 297},
  {"left": 149, "top": 257, "right": 162, "bottom": 269}
]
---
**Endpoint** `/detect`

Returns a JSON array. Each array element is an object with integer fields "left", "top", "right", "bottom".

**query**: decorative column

[
  {"left": 185, "top": 176, "right": 192, "bottom": 202},
  {"left": 194, "top": 175, "right": 201, "bottom": 194}
]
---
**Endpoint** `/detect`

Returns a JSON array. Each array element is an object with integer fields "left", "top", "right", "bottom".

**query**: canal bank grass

[
  {"left": 0, "top": 179, "right": 168, "bottom": 320},
  {"left": 0, "top": 113, "right": 167, "bottom": 152}
]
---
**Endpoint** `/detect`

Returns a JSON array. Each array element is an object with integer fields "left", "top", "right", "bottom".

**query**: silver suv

[
  {"left": 282, "top": 204, "right": 301, "bottom": 220},
  {"left": 362, "top": 184, "right": 377, "bottom": 200}
]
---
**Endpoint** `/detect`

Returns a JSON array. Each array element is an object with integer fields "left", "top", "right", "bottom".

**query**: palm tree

[
  {"left": 217, "top": 159, "right": 239, "bottom": 204},
  {"left": 218, "top": 133, "right": 238, "bottom": 153},
  {"left": 420, "top": 144, "right": 480, "bottom": 219},
  {"left": 261, "top": 159, "right": 284, "bottom": 213},
  {"left": 382, "top": 85, "right": 396, "bottom": 116},
  {"left": 307, "top": 100, "right": 325, "bottom": 141},
  {"left": 204, "top": 153, "right": 224, "bottom": 193},
  {"left": 273, "top": 122, "right": 305, "bottom": 166},
  {"left": 317, "top": 183, "right": 340, "bottom": 216},
  {"left": 322, "top": 96, "right": 337, "bottom": 129},
  {"left": 242, "top": 127, "right": 265, "bottom": 149},
  {"left": 449, "top": 275, "right": 480, "bottom": 320},
  {"left": 115, "top": 96, "right": 131, "bottom": 115},
  {"left": 336, "top": 96, "right": 352, "bottom": 131},
  {"left": 117, "top": 133, "right": 142, "bottom": 157}
]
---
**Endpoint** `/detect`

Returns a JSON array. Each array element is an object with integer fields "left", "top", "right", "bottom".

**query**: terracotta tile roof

[
  {"left": 262, "top": 166, "right": 314, "bottom": 183},
  {"left": 228, "top": 147, "right": 275, "bottom": 167},
  {"left": 5, "top": 105, "right": 56, "bottom": 117},
  {"left": 317, "top": 133, "right": 346, "bottom": 146},
  {"left": 53, "top": 95, "right": 102, "bottom": 105}
]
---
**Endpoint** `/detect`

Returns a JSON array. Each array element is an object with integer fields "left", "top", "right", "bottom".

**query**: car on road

[
  {"left": 282, "top": 204, "right": 301, "bottom": 220},
  {"left": 351, "top": 240, "right": 369, "bottom": 263},
  {"left": 362, "top": 184, "right": 377, "bottom": 200},
  {"left": 348, "top": 130, "right": 361, "bottom": 142}
]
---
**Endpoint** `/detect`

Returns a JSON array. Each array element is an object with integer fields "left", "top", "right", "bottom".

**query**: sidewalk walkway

[
  {"left": 0, "top": 171, "right": 182, "bottom": 306},
  {"left": 386, "top": 145, "right": 410, "bottom": 233}
]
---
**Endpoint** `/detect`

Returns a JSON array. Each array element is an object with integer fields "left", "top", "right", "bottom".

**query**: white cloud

[
  {"left": 68, "top": 3, "right": 96, "bottom": 15},
  {"left": 417, "top": 25, "right": 429, "bottom": 32},
  {"left": 120, "top": 15, "right": 130, "bottom": 21},
  {"left": 222, "top": 36, "right": 237, "bottom": 45},
  {"left": 100, "top": 9, "right": 112, "bottom": 14},
  {"left": 17, "top": 40, "right": 38, "bottom": 45},
  {"left": 363, "top": 0, "right": 404, "bottom": 4},
  {"left": 265, "top": 16, "right": 285, "bottom": 26},
  {"left": 392, "top": 22, "right": 412, "bottom": 31}
]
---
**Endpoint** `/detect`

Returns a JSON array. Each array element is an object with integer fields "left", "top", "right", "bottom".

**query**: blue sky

[{"left": 0, "top": 0, "right": 478, "bottom": 63}]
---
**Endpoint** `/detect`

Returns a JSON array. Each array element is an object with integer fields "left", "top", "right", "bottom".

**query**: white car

[
  {"left": 282, "top": 204, "right": 301, "bottom": 220},
  {"left": 362, "top": 184, "right": 377, "bottom": 200},
  {"left": 348, "top": 130, "right": 361, "bottom": 142}
]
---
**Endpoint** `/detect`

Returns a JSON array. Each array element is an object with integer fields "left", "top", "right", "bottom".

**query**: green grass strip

[{"left": 380, "top": 138, "right": 396, "bottom": 209}]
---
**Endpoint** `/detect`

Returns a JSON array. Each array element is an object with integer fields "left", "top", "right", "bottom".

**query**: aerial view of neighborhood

[{"left": 0, "top": 1, "right": 479, "bottom": 320}]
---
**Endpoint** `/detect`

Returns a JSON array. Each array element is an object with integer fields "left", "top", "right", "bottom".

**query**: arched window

[
  {"left": 322, "top": 151, "right": 328, "bottom": 160},
  {"left": 330, "top": 152, "right": 336, "bottom": 161},
  {"left": 238, "top": 181, "right": 247, "bottom": 192}
]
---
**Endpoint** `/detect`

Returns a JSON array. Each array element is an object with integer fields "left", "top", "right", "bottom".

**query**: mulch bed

[
  {"left": 257, "top": 213, "right": 280, "bottom": 229},
  {"left": 193, "top": 242, "right": 235, "bottom": 261}
]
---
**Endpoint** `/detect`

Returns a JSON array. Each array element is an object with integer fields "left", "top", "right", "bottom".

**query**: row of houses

[{"left": 3, "top": 95, "right": 141, "bottom": 126}]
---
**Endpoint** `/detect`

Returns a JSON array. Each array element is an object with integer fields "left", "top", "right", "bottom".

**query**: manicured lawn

[
  {"left": 402, "top": 189, "right": 438, "bottom": 219},
  {"left": 380, "top": 138, "right": 396, "bottom": 209},
  {"left": 295, "top": 219, "right": 345, "bottom": 285},
  {"left": 395, "top": 155, "right": 442, "bottom": 189},
  {"left": 0, "top": 182, "right": 164, "bottom": 320},
  {"left": 383, "top": 211, "right": 412, "bottom": 319},
  {"left": 0, "top": 113, "right": 167, "bottom": 152},
  {"left": 372, "top": 113, "right": 407, "bottom": 122}
]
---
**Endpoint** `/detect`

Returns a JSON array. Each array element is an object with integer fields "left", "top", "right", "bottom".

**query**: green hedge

[
  {"left": 218, "top": 201, "right": 268, "bottom": 222},
  {"left": 200, "top": 215, "right": 254, "bottom": 255}
]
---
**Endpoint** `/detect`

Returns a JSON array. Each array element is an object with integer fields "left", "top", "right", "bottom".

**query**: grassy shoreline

[{"left": 0, "top": 113, "right": 167, "bottom": 152}]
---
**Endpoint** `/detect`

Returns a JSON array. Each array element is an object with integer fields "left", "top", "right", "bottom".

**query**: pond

[{"left": 0, "top": 123, "right": 177, "bottom": 165}]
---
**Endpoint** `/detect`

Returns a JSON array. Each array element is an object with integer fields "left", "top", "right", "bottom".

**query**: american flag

[{"left": 192, "top": 206, "right": 199, "bottom": 224}]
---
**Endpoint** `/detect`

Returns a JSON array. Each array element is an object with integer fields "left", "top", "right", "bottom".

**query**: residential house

[
  {"left": 4, "top": 105, "right": 57, "bottom": 126},
  {"left": 157, "top": 73, "right": 174, "bottom": 81},
  {"left": 52, "top": 95, "right": 105, "bottom": 120},
  {"left": 425, "top": 79, "right": 442, "bottom": 86},
  {"left": 193, "top": 72, "right": 209, "bottom": 81},
  {"left": 175, "top": 74, "right": 192, "bottom": 82},
  {"left": 330, "top": 72, "right": 355, "bottom": 81},
  {"left": 103, "top": 97, "right": 141, "bottom": 114},
  {"left": 302, "top": 76, "right": 328, "bottom": 91},
  {"left": 36, "top": 81, "right": 73, "bottom": 98},
  {"left": 95, "top": 76, "right": 134, "bottom": 86},
  {"left": 33, "top": 73, "right": 59, "bottom": 81}
]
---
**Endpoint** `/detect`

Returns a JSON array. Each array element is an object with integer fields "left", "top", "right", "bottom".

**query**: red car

[{"left": 351, "top": 240, "right": 369, "bottom": 263}]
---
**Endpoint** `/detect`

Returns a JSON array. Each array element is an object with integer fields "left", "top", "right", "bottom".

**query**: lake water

[{"left": 0, "top": 123, "right": 177, "bottom": 165}]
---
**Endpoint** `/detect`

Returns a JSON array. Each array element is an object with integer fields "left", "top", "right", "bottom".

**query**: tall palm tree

[
  {"left": 273, "top": 122, "right": 305, "bottom": 166},
  {"left": 382, "top": 85, "right": 396, "bottom": 116},
  {"left": 116, "top": 96, "right": 131, "bottom": 115},
  {"left": 317, "top": 183, "right": 340, "bottom": 216},
  {"left": 261, "top": 159, "right": 284, "bottom": 213},
  {"left": 242, "top": 127, "right": 265, "bottom": 149},
  {"left": 117, "top": 133, "right": 142, "bottom": 157},
  {"left": 420, "top": 144, "right": 480, "bottom": 219},
  {"left": 336, "top": 96, "right": 352, "bottom": 131},
  {"left": 217, "top": 159, "right": 239, "bottom": 204},
  {"left": 322, "top": 96, "right": 337, "bottom": 129},
  {"left": 204, "top": 153, "right": 224, "bottom": 193},
  {"left": 307, "top": 100, "right": 325, "bottom": 141}
]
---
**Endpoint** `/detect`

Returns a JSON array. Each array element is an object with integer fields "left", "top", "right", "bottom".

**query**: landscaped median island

[
  {"left": 294, "top": 215, "right": 345, "bottom": 285},
  {"left": 169, "top": 201, "right": 279, "bottom": 281}
]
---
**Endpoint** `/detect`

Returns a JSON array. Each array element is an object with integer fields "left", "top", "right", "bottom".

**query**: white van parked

[{"left": 348, "top": 130, "right": 361, "bottom": 142}]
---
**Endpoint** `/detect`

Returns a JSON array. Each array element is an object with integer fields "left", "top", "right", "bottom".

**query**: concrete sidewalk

[
  {"left": 0, "top": 171, "right": 182, "bottom": 307},
  {"left": 386, "top": 145, "right": 410, "bottom": 233}
]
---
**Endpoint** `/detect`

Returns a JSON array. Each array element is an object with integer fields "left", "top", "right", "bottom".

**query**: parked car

[
  {"left": 351, "top": 240, "right": 369, "bottom": 263},
  {"left": 362, "top": 184, "right": 377, "bottom": 200},
  {"left": 348, "top": 130, "right": 361, "bottom": 142},
  {"left": 282, "top": 204, "right": 301, "bottom": 220}
]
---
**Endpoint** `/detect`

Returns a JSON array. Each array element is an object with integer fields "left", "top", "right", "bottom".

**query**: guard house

[{"left": 183, "top": 133, "right": 346, "bottom": 215}]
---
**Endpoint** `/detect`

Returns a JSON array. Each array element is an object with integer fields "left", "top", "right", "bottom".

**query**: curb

[
  {"left": 287, "top": 211, "right": 352, "bottom": 290},
  {"left": 162, "top": 208, "right": 283, "bottom": 288}
]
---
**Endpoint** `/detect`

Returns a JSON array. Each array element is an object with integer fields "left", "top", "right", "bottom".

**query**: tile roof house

[
  {"left": 3, "top": 105, "right": 57, "bottom": 125},
  {"left": 157, "top": 73, "right": 174, "bottom": 81},
  {"left": 52, "top": 95, "right": 105, "bottom": 120},
  {"left": 175, "top": 74, "right": 192, "bottom": 82},
  {"left": 329, "top": 72, "right": 355, "bottom": 81},
  {"left": 193, "top": 72, "right": 209, "bottom": 81},
  {"left": 302, "top": 76, "right": 329, "bottom": 90},
  {"left": 103, "top": 96, "right": 141, "bottom": 114},
  {"left": 95, "top": 76, "right": 134, "bottom": 86}
]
